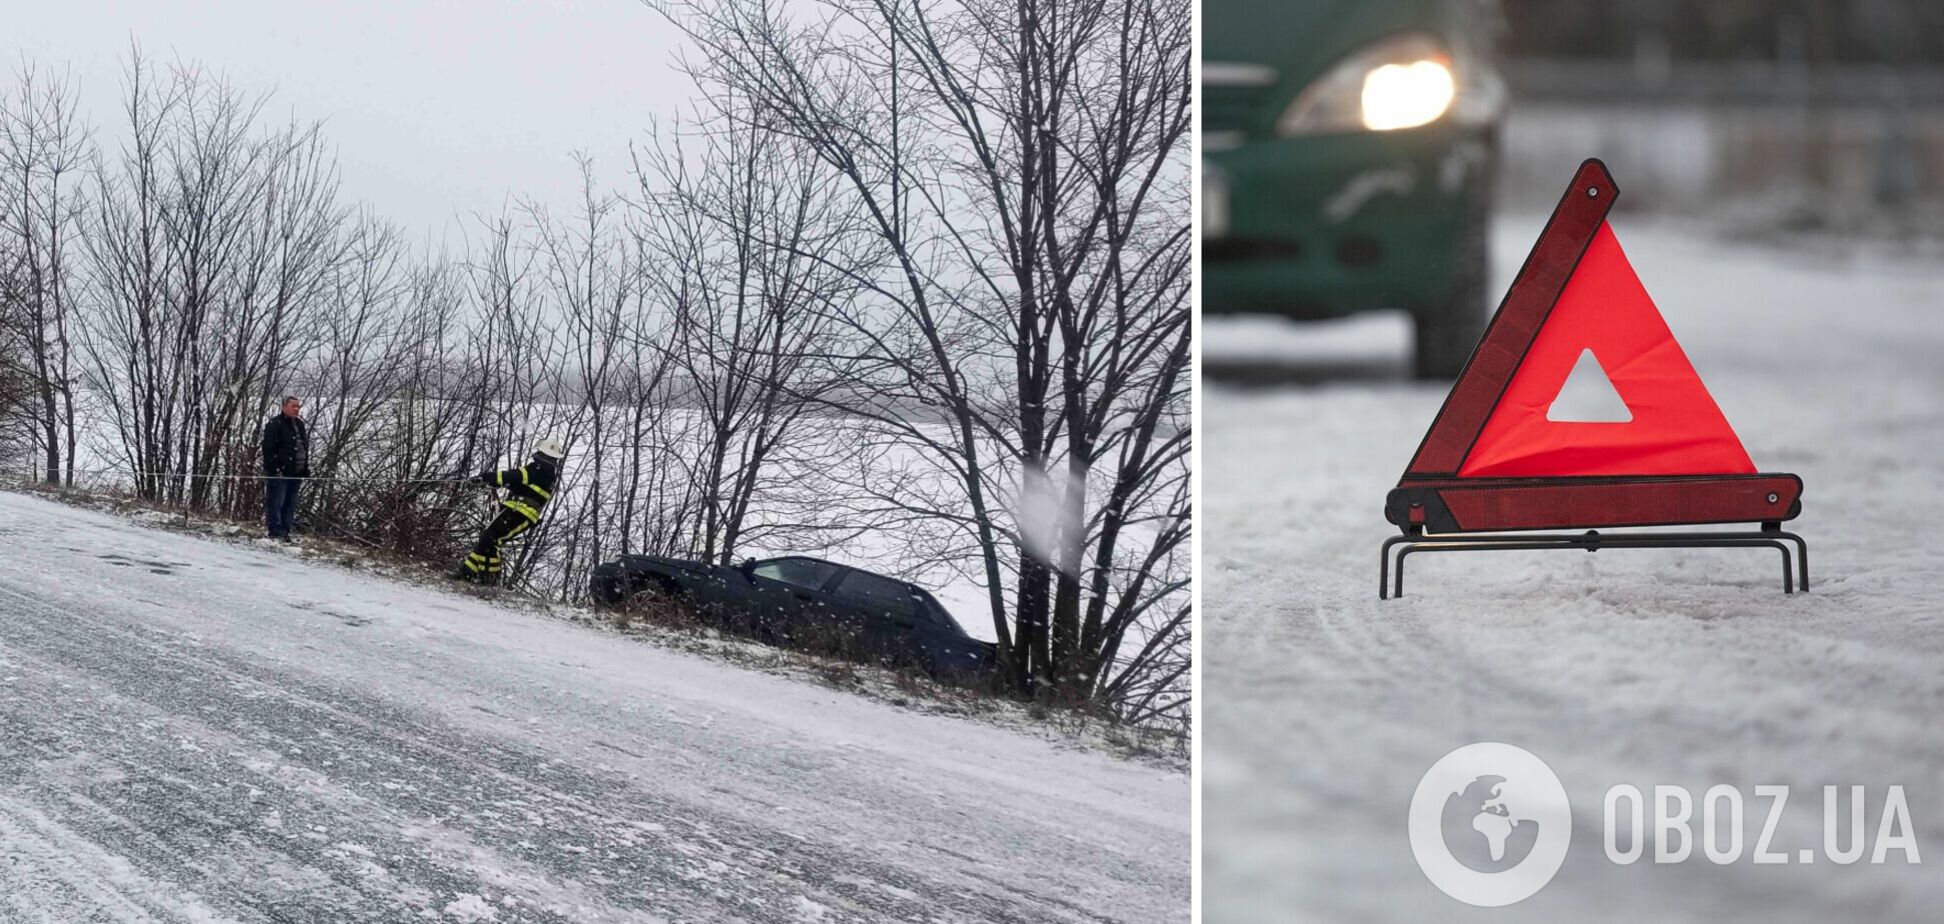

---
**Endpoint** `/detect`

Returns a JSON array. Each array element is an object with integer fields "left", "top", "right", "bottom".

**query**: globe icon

[{"left": 1439, "top": 775, "right": 1542, "bottom": 873}]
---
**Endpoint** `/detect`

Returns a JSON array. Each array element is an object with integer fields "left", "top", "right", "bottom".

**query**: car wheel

[
  {"left": 1412, "top": 158, "right": 1494, "bottom": 382},
  {"left": 592, "top": 571, "right": 633, "bottom": 606},
  {"left": 622, "top": 576, "right": 691, "bottom": 621}
]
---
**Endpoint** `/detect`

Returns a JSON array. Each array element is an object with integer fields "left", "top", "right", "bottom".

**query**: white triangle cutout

[{"left": 1546, "top": 348, "right": 1632, "bottom": 422}]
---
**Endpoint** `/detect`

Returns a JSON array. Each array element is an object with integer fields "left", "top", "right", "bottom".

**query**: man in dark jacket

[
  {"left": 453, "top": 436, "right": 565, "bottom": 585},
  {"left": 261, "top": 396, "right": 311, "bottom": 540}
]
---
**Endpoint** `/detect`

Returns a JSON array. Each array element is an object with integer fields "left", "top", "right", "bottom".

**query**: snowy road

[
  {"left": 0, "top": 493, "right": 1186, "bottom": 922},
  {"left": 1204, "top": 216, "right": 1944, "bottom": 921}
]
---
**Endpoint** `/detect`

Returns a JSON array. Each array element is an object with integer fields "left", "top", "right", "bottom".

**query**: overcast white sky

[{"left": 3, "top": 0, "right": 692, "bottom": 240}]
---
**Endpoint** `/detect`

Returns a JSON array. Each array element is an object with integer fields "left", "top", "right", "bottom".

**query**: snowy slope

[
  {"left": 0, "top": 492, "right": 1186, "bottom": 922},
  {"left": 1203, "top": 216, "right": 1944, "bottom": 922}
]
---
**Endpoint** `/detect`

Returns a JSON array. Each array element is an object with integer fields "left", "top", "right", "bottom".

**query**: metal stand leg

[
  {"left": 1773, "top": 530, "right": 1809, "bottom": 590},
  {"left": 1380, "top": 533, "right": 1417, "bottom": 600}
]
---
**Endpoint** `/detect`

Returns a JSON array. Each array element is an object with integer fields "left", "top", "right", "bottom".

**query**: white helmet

[{"left": 534, "top": 435, "right": 567, "bottom": 459}]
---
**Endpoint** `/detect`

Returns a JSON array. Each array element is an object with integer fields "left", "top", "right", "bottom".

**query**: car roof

[
  {"left": 759, "top": 554, "right": 918, "bottom": 589},
  {"left": 758, "top": 555, "right": 973, "bottom": 633}
]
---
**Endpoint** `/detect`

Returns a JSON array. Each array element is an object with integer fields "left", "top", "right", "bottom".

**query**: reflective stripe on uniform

[
  {"left": 529, "top": 484, "right": 551, "bottom": 501},
  {"left": 501, "top": 499, "right": 541, "bottom": 523}
]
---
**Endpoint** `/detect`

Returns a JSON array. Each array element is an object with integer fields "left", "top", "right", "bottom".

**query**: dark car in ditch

[{"left": 590, "top": 553, "right": 997, "bottom": 681}]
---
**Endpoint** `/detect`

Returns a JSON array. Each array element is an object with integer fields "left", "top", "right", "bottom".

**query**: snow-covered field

[
  {"left": 1203, "top": 215, "right": 1944, "bottom": 921},
  {"left": 0, "top": 492, "right": 1186, "bottom": 921}
]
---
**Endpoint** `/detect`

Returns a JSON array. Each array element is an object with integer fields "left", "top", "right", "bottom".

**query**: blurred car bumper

[{"left": 1202, "top": 124, "right": 1493, "bottom": 318}]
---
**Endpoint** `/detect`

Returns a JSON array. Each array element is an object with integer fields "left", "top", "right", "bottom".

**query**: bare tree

[
  {"left": 78, "top": 49, "right": 347, "bottom": 507},
  {"left": 0, "top": 63, "right": 90, "bottom": 485},
  {"left": 629, "top": 109, "right": 867, "bottom": 566},
  {"left": 657, "top": 0, "right": 1192, "bottom": 720},
  {"left": 522, "top": 155, "right": 635, "bottom": 595},
  {"left": 77, "top": 47, "right": 180, "bottom": 497}
]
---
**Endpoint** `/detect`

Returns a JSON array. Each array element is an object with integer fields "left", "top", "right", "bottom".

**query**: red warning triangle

[
  {"left": 1458, "top": 222, "right": 1755, "bottom": 477},
  {"left": 1403, "top": 159, "right": 1757, "bottom": 480}
]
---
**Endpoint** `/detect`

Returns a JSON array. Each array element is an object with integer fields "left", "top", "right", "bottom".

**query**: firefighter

[{"left": 453, "top": 436, "right": 565, "bottom": 585}]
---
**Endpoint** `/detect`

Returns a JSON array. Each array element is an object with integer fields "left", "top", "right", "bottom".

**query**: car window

[
  {"left": 910, "top": 589, "right": 963, "bottom": 632},
  {"left": 833, "top": 571, "right": 917, "bottom": 617},
  {"left": 751, "top": 558, "right": 839, "bottom": 591}
]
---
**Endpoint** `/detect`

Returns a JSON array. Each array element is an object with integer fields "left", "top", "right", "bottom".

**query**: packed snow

[
  {"left": 0, "top": 492, "right": 1186, "bottom": 921},
  {"left": 1203, "top": 214, "right": 1944, "bottom": 922}
]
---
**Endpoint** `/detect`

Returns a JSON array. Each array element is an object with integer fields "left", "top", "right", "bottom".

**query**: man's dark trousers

[{"left": 266, "top": 476, "right": 301, "bottom": 538}]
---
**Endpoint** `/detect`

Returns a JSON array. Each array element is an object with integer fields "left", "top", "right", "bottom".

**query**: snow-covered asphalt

[
  {"left": 1204, "top": 216, "right": 1944, "bottom": 921},
  {"left": 0, "top": 492, "right": 1186, "bottom": 922}
]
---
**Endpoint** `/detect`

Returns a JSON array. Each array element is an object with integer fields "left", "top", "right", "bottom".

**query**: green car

[{"left": 1203, "top": 0, "right": 1506, "bottom": 379}]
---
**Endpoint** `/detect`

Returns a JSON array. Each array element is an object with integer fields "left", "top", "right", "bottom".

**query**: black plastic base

[{"left": 1377, "top": 527, "right": 1810, "bottom": 599}]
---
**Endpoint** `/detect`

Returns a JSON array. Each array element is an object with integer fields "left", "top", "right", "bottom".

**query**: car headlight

[
  {"left": 1276, "top": 32, "right": 1496, "bottom": 136},
  {"left": 1360, "top": 59, "right": 1455, "bottom": 130}
]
